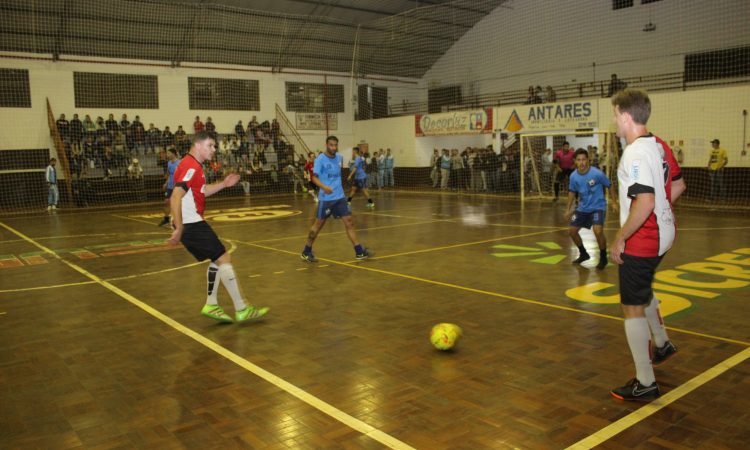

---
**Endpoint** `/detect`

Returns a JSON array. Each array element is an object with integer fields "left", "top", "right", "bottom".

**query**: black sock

[
  {"left": 367, "top": 198, "right": 373, "bottom": 203},
  {"left": 347, "top": 197, "right": 352, "bottom": 202},
  {"left": 577, "top": 244, "right": 587, "bottom": 254},
  {"left": 554, "top": 183, "right": 560, "bottom": 198},
  {"left": 600, "top": 249, "right": 607, "bottom": 259}
]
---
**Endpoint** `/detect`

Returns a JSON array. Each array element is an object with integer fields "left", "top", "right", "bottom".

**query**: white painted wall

[
  {"left": 424, "top": 0, "right": 750, "bottom": 97},
  {"left": 0, "top": 53, "right": 419, "bottom": 157},
  {"left": 352, "top": 116, "right": 416, "bottom": 165}
]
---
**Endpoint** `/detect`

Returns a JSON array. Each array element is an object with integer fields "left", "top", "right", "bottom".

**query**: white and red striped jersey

[
  {"left": 173, "top": 154, "right": 206, "bottom": 224},
  {"left": 617, "top": 134, "right": 682, "bottom": 257}
]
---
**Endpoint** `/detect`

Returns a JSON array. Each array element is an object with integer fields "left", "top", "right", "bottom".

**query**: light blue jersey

[
  {"left": 569, "top": 166, "right": 610, "bottom": 212},
  {"left": 167, "top": 159, "right": 181, "bottom": 189},
  {"left": 314, "top": 152, "right": 345, "bottom": 201},
  {"left": 353, "top": 156, "right": 367, "bottom": 180}
]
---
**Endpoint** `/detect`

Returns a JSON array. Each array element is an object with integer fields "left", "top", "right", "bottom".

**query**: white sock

[
  {"left": 624, "top": 318, "right": 655, "bottom": 385},
  {"left": 218, "top": 263, "right": 247, "bottom": 312},
  {"left": 206, "top": 262, "right": 220, "bottom": 306},
  {"left": 645, "top": 295, "right": 669, "bottom": 348}
]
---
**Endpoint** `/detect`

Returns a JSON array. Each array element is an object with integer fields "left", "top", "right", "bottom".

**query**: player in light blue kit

[
  {"left": 346, "top": 147, "right": 375, "bottom": 209},
  {"left": 301, "top": 136, "right": 372, "bottom": 262},
  {"left": 158, "top": 147, "right": 181, "bottom": 227},
  {"left": 564, "top": 148, "right": 618, "bottom": 270}
]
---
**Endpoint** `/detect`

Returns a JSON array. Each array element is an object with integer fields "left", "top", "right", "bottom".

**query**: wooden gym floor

[{"left": 1, "top": 192, "right": 748, "bottom": 449}]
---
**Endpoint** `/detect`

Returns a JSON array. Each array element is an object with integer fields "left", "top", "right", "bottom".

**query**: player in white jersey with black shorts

[{"left": 609, "top": 89, "right": 686, "bottom": 401}]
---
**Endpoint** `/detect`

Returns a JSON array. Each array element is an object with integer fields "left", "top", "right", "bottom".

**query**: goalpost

[{"left": 519, "top": 131, "right": 619, "bottom": 203}]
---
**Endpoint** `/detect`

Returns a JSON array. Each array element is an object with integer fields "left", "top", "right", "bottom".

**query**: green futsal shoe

[
  {"left": 236, "top": 305, "right": 270, "bottom": 323},
  {"left": 201, "top": 304, "right": 233, "bottom": 323}
]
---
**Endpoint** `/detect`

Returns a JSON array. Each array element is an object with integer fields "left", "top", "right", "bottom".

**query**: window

[
  {"left": 74, "top": 72, "right": 158, "bottom": 109},
  {"left": 0, "top": 69, "right": 31, "bottom": 108},
  {"left": 685, "top": 46, "right": 750, "bottom": 82},
  {"left": 285, "top": 82, "right": 345, "bottom": 113},
  {"left": 189, "top": 77, "right": 260, "bottom": 110},
  {"left": 613, "top": 0, "right": 634, "bottom": 10},
  {"left": 641, "top": 0, "right": 662, "bottom": 4}
]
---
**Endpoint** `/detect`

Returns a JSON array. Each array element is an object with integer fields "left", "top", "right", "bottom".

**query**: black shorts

[
  {"left": 619, "top": 253, "right": 663, "bottom": 306},
  {"left": 556, "top": 168, "right": 574, "bottom": 183},
  {"left": 570, "top": 210, "right": 605, "bottom": 229},
  {"left": 353, "top": 178, "right": 368, "bottom": 189},
  {"left": 181, "top": 221, "right": 226, "bottom": 262},
  {"left": 308, "top": 181, "right": 317, "bottom": 191}
]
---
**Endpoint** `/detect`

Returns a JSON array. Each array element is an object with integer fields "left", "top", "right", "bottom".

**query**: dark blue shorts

[
  {"left": 353, "top": 178, "right": 368, "bottom": 189},
  {"left": 317, "top": 197, "right": 351, "bottom": 220},
  {"left": 570, "top": 210, "right": 605, "bottom": 229},
  {"left": 165, "top": 188, "right": 173, "bottom": 198}
]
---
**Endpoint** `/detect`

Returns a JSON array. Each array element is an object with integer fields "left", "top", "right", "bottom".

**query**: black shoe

[
  {"left": 158, "top": 217, "right": 170, "bottom": 227},
  {"left": 572, "top": 253, "right": 591, "bottom": 265},
  {"left": 355, "top": 248, "right": 373, "bottom": 260},
  {"left": 653, "top": 341, "right": 677, "bottom": 367},
  {"left": 596, "top": 257, "right": 608, "bottom": 271},
  {"left": 611, "top": 378, "right": 660, "bottom": 402},
  {"left": 300, "top": 252, "right": 318, "bottom": 263}
]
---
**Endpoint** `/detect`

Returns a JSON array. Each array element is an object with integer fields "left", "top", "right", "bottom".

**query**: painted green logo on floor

[{"left": 491, "top": 242, "right": 566, "bottom": 265}]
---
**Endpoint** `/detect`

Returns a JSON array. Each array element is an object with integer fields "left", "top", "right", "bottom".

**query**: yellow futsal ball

[{"left": 430, "top": 323, "right": 462, "bottom": 351}]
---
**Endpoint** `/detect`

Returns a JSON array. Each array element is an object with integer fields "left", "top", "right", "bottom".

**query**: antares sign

[
  {"left": 502, "top": 101, "right": 598, "bottom": 132},
  {"left": 415, "top": 109, "right": 493, "bottom": 136}
]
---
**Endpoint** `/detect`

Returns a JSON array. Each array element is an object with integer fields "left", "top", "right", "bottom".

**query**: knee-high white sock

[
  {"left": 645, "top": 295, "right": 669, "bottom": 348},
  {"left": 624, "top": 318, "right": 655, "bottom": 385},
  {"left": 218, "top": 263, "right": 247, "bottom": 312},
  {"left": 206, "top": 262, "right": 220, "bottom": 306}
]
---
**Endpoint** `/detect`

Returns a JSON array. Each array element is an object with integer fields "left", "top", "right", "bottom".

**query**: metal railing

[{"left": 275, "top": 103, "right": 311, "bottom": 162}]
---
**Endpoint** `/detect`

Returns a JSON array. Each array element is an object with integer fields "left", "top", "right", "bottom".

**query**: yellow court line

[
  {"left": 566, "top": 346, "right": 750, "bottom": 449},
  {"left": 0, "top": 312, "right": 7, "bottom": 315},
  {"left": 112, "top": 214, "right": 164, "bottom": 227},
  {"left": 357, "top": 227, "right": 566, "bottom": 262},
  {"left": 242, "top": 240, "right": 750, "bottom": 347},
  {"left": 248, "top": 218, "right": 449, "bottom": 245},
  {"left": 0, "top": 281, "right": 97, "bottom": 294},
  {"left": 0, "top": 221, "right": 416, "bottom": 450}
]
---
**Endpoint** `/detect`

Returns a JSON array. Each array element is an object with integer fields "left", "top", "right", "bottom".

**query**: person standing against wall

[
  {"left": 46, "top": 158, "right": 59, "bottom": 211},
  {"left": 384, "top": 148, "right": 395, "bottom": 187},
  {"left": 707, "top": 138, "right": 728, "bottom": 201},
  {"left": 440, "top": 149, "right": 451, "bottom": 190}
]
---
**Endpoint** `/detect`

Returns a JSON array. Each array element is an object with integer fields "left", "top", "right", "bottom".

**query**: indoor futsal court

[
  {"left": 1, "top": 193, "right": 748, "bottom": 448},
  {"left": 1, "top": 0, "right": 750, "bottom": 449}
]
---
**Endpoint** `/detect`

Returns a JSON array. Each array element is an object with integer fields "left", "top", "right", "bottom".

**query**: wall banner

[
  {"left": 295, "top": 113, "right": 338, "bottom": 130},
  {"left": 499, "top": 101, "right": 598, "bottom": 133},
  {"left": 415, "top": 108, "right": 493, "bottom": 136}
]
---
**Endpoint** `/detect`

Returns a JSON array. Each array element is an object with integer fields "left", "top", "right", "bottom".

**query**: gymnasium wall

[
  {"left": 0, "top": 53, "right": 418, "bottom": 158},
  {"left": 424, "top": 0, "right": 750, "bottom": 98}
]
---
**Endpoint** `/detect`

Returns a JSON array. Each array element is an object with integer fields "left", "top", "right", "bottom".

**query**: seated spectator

[
  {"left": 83, "top": 114, "right": 96, "bottom": 140},
  {"left": 105, "top": 114, "right": 118, "bottom": 136},
  {"left": 205, "top": 117, "right": 216, "bottom": 140},
  {"left": 535, "top": 85, "right": 545, "bottom": 103},
  {"left": 607, "top": 73, "right": 627, "bottom": 97},
  {"left": 235, "top": 120, "right": 245, "bottom": 140},
  {"left": 545, "top": 85, "right": 557, "bottom": 102},
  {"left": 146, "top": 123, "right": 161, "bottom": 153},
  {"left": 525, "top": 86, "right": 541, "bottom": 104},
  {"left": 132, "top": 115, "right": 145, "bottom": 153},
  {"left": 162, "top": 126, "right": 174, "bottom": 149},
  {"left": 127, "top": 158, "right": 144, "bottom": 179},
  {"left": 96, "top": 116, "right": 107, "bottom": 139},
  {"left": 193, "top": 116, "right": 204, "bottom": 133},
  {"left": 174, "top": 125, "right": 188, "bottom": 154},
  {"left": 56, "top": 114, "right": 70, "bottom": 142}
]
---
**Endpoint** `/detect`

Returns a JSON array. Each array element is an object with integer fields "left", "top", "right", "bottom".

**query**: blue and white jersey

[
  {"left": 353, "top": 156, "right": 368, "bottom": 180},
  {"left": 569, "top": 166, "right": 610, "bottom": 213},
  {"left": 313, "top": 152, "right": 345, "bottom": 201},
  {"left": 167, "top": 158, "right": 181, "bottom": 189}
]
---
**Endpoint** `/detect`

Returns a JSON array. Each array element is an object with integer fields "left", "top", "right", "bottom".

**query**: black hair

[
  {"left": 326, "top": 135, "right": 338, "bottom": 143},
  {"left": 574, "top": 148, "right": 589, "bottom": 159}
]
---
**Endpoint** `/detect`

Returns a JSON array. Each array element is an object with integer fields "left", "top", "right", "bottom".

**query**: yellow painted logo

[
  {"left": 504, "top": 110, "right": 524, "bottom": 132},
  {"left": 566, "top": 248, "right": 750, "bottom": 318}
]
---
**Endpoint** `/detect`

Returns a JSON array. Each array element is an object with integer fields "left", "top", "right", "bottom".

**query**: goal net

[{"left": 0, "top": 0, "right": 748, "bottom": 213}]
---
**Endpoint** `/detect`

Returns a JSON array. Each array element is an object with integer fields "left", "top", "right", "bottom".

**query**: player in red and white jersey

[
  {"left": 609, "top": 89, "right": 686, "bottom": 402},
  {"left": 303, "top": 152, "right": 318, "bottom": 202},
  {"left": 169, "top": 131, "right": 269, "bottom": 324},
  {"left": 553, "top": 141, "right": 576, "bottom": 202}
]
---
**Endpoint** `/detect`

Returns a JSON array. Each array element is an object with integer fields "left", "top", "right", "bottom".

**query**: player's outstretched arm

[
  {"left": 563, "top": 191, "right": 576, "bottom": 221},
  {"left": 312, "top": 174, "right": 332, "bottom": 194},
  {"left": 204, "top": 173, "right": 240, "bottom": 197}
]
